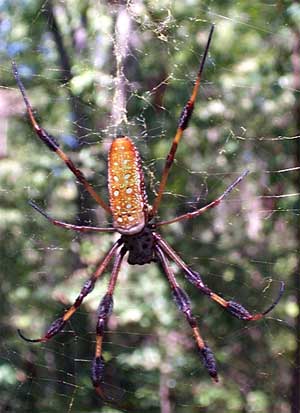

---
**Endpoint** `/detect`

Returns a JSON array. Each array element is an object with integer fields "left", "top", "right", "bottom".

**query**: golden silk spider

[{"left": 13, "top": 25, "right": 284, "bottom": 398}]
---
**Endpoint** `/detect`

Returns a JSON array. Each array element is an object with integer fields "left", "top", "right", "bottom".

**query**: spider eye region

[{"left": 108, "top": 136, "right": 147, "bottom": 235}]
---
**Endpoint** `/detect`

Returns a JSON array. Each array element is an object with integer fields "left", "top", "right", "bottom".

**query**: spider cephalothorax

[
  {"left": 14, "top": 24, "right": 284, "bottom": 400},
  {"left": 121, "top": 226, "right": 155, "bottom": 265}
]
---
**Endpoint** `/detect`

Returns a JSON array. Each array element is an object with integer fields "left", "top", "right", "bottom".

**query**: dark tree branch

[
  {"left": 290, "top": 25, "right": 300, "bottom": 413},
  {"left": 43, "top": 0, "right": 72, "bottom": 84},
  {"left": 42, "top": 1, "right": 102, "bottom": 226}
]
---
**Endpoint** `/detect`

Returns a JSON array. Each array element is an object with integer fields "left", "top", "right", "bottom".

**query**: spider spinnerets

[{"left": 13, "top": 24, "right": 284, "bottom": 399}]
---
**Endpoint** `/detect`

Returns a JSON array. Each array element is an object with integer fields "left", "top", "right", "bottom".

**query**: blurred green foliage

[{"left": 0, "top": 1, "right": 299, "bottom": 412}]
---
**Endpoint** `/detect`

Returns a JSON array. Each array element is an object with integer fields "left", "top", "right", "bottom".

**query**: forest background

[{"left": 0, "top": 1, "right": 299, "bottom": 413}]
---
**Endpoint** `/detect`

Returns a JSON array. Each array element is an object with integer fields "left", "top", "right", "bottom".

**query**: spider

[{"left": 13, "top": 25, "right": 284, "bottom": 398}]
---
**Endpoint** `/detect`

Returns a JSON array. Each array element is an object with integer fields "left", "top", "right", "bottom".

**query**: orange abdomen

[{"left": 108, "top": 136, "right": 147, "bottom": 235}]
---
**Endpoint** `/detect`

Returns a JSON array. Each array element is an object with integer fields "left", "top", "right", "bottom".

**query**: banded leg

[
  {"left": 91, "top": 247, "right": 126, "bottom": 398},
  {"left": 156, "top": 169, "right": 249, "bottom": 227},
  {"left": 29, "top": 201, "right": 115, "bottom": 233},
  {"left": 156, "top": 244, "right": 218, "bottom": 382},
  {"left": 152, "top": 25, "right": 214, "bottom": 216},
  {"left": 155, "top": 233, "right": 284, "bottom": 321},
  {"left": 17, "top": 240, "right": 122, "bottom": 343},
  {"left": 12, "top": 62, "right": 111, "bottom": 214}
]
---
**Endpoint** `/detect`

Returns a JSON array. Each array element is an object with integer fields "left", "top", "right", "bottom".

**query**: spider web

[{"left": 0, "top": 1, "right": 298, "bottom": 413}]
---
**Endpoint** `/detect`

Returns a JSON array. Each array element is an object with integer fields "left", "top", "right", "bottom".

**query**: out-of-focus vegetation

[{"left": 0, "top": 1, "right": 299, "bottom": 413}]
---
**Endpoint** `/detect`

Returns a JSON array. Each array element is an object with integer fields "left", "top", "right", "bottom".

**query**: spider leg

[
  {"left": 12, "top": 62, "right": 111, "bottom": 214},
  {"left": 91, "top": 247, "right": 126, "bottom": 398},
  {"left": 17, "top": 240, "right": 122, "bottom": 343},
  {"left": 152, "top": 25, "right": 214, "bottom": 216},
  {"left": 156, "top": 169, "right": 249, "bottom": 227},
  {"left": 29, "top": 200, "right": 115, "bottom": 233},
  {"left": 155, "top": 244, "right": 218, "bottom": 382},
  {"left": 154, "top": 233, "right": 284, "bottom": 321}
]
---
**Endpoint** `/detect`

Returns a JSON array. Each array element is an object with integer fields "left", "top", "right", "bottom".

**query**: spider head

[{"left": 121, "top": 226, "right": 155, "bottom": 265}]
